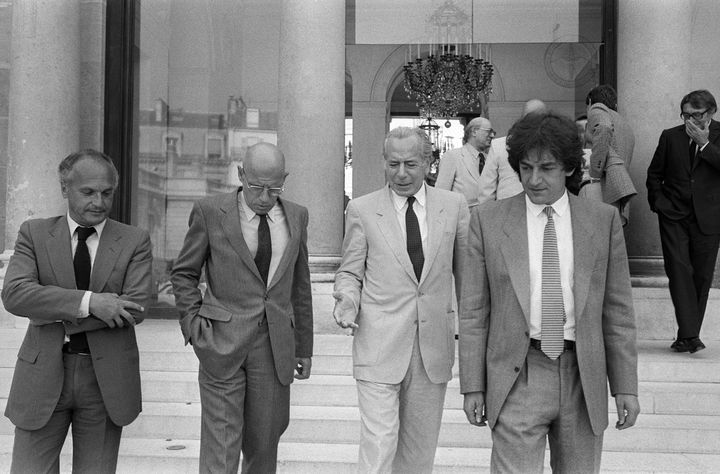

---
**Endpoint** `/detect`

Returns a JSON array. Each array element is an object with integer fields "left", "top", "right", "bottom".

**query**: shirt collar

[
  {"left": 67, "top": 212, "right": 106, "bottom": 238},
  {"left": 390, "top": 183, "right": 427, "bottom": 212},
  {"left": 525, "top": 190, "right": 569, "bottom": 218},
  {"left": 464, "top": 142, "right": 481, "bottom": 157},
  {"left": 239, "top": 189, "right": 280, "bottom": 222}
]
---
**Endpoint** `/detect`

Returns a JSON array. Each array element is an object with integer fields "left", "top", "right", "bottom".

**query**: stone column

[
  {"left": 351, "top": 101, "right": 388, "bottom": 198},
  {"left": 618, "top": 0, "right": 692, "bottom": 272},
  {"left": 1, "top": 0, "right": 81, "bottom": 326},
  {"left": 277, "top": 1, "right": 345, "bottom": 273}
]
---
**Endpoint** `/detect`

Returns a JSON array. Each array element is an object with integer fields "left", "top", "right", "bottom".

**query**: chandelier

[{"left": 402, "top": 0, "right": 493, "bottom": 121}]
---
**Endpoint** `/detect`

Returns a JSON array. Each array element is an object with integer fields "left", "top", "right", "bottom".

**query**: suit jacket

[
  {"left": 458, "top": 193, "right": 637, "bottom": 435},
  {"left": 477, "top": 136, "right": 524, "bottom": 204},
  {"left": 334, "top": 185, "right": 469, "bottom": 384},
  {"left": 587, "top": 103, "right": 637, "bottom": 205},
  {"left": 170, "top": 190, "right": 313, "bottom": 386},
  {"left": 435, "top": 143, "right": 484, "bottom": 207},
  {"left": 2, "top": 217, "right": 152, "bottom": 430},
  {"left": 647, "top": 119, "right": 720, "bottom": 234}
]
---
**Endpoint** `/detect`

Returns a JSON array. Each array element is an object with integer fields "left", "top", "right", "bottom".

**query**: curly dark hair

[
  {"left": 681, "top": 89, "right": 717, "bottom": 115},
  {"left": 507, "top": 112, "right": 584, "bottom": 195},
  {"left": 586, "top": 84, "right": 617, "bottom": 111}
]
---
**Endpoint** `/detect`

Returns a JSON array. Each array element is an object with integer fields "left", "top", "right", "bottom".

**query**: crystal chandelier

[{"left": 402, "top": 0, "right": 493, "bottom": 121}]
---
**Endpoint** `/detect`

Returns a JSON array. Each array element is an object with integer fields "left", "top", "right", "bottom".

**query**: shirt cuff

[
  {"left": 79, "top": 291, "right": 92, "bottom": 318},
  {"left": 700, "top": 142, "right": 709, "bottom": 151}
]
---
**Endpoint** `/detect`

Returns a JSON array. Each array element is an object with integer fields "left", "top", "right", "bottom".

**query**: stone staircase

[{"left": 0, "top": 284, "right": 719, "bottom": 473}]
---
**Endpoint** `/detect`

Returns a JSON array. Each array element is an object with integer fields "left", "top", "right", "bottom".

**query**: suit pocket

[
  {"left": 17, "top": 344, "right": 39, "bottom": 364},
  {"left": 198, "top": 302, "right": 233, "bottom": 322}
]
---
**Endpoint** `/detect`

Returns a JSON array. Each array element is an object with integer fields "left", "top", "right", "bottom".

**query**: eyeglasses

[
  {"left": 245, "top": 183, "right": 284, "bottom": 197},
  {"left": 478, "top": 127, "right": 496, "bottom": 138},
  {"left": 681, "top": 109, "right": 709, "bottom": 121}
]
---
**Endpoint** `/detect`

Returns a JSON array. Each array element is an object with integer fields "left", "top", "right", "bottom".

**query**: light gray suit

[
  {"left": 335, "top": 184, "right": 469, "bottom": 472},
  {"left": 171, "top": 190, "right": 313, "bottom": 474},
  {"left": 459, "top": 193, "right": 638, "bottom": 471},
  {"left": 435, "top": 143, "right": 484, "bottom": 207},
  {"left": 477, "top": 136, "right": 524, "bottom": 204}
]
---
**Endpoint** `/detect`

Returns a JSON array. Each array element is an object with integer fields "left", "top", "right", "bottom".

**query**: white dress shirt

[
  {"left": 526, "top": 192, "right": 576, "bottom": 341},
  {"left": 390, "top": 184, "right": 428, "bottom": 256},
  {"left": 238, "top": 192, "right": 290, "bottom": 287},
  {"left": 67, "top": 213, "right": 107, "bottom": 318}
]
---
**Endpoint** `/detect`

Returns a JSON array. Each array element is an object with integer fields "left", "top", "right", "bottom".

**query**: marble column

[
  {"left": 618, "top": 0, "right": 692, "bottom": 273},
  {"left": 1, "top": 0, "right": 81, "bottom": 326},
  {"left": 277, "top": 1, "right": 345, "bottom": 272},
  {"left": 351, "top": 101, "right": 388, "bottom": 198}
]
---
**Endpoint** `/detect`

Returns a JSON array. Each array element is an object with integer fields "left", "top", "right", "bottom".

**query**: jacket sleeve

[
  {"left": 646, "top": 130, "right": 668, "bottom": 213},
  {"left": 333, "top": 201, "right": 366, "bottom": 315},
  {"left": 292, "top": 207, "right": 314, "bottom": 358},
  {"left": 435, "top": 152, "right": 457, "bottom": 191}
]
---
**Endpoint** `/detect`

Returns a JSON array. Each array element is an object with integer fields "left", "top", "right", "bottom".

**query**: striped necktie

[{"left": 541, "top": 206, "right": 565, "bottom": 359}]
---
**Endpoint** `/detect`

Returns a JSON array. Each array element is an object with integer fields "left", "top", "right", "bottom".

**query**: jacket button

[{"left": 514, "top": 367, "right": 520, "bottom": 373}]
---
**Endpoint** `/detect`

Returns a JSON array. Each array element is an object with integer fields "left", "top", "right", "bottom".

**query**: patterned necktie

[
  {"left": 255, "top": 214, "right": 271, "bottom": 285},
  {"left": 70, "top": 226, "right": 95, "bottom": 353},
  {"left": 406, "top": 196, "right": 424, "bottom": 281},
  {"left": 541, "top": 206, "right": 565, "bottom": 359},
  {"left": 478, "top": 152, "right": 486, "bottom": 175}
]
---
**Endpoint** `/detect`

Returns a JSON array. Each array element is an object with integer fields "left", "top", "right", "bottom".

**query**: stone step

[
  {"left": 2, "top": 401, "right": 716, "bottom": 455},
  {"left": 1, "top": 436, "right": 719, "bottom": 473}
]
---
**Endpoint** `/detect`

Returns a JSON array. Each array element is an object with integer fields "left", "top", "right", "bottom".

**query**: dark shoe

[
  {"left": 671, "top": 338, "right": 691, "bottom": 352},
  {"left": 688, "top": 337, "right": 706, "bottom": 353}
]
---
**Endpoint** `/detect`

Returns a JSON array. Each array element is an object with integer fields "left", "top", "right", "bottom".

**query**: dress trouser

[
  {"left": 197, "top": 318, "right": 290, "bottom": 474},
  {"left": 356, "top": 332, "right": 447, "bottom": 474},
  {"left": 491, "top": 345, "right": 603, "bottom": 474},
  {"left": 659, "top": 214, "right": 720, "bottom": 339},
  {"left": 11, "top": 353, "right": 122, "bottom": 474}
]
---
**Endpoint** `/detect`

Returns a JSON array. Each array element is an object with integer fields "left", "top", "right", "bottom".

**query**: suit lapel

[
  {"left": 220, "top": 191, "right": 261, "bottom": 280},
  {"left": 499, "top": 195, "right": 531, "bottom": 326},
  {"left": 46, "top": 217, "right": 77, "bottom": 289},
  {"left": 421, "top": 187, "right": 445, "bottom": 283},
  {"left": 376, "top": 187, "right": 417, "bottom": 282},
  {"left": 267, "top": 198, "right": 299, "bottom": 289},
  {"left": 569, "top": 195, "right": 596, "bottom": 320},
  {"left": 90, "top": 220, "right": 119, "bottom": 291},
  {"left": 460, "top": 146, "right": 480, "bottom": 182}
]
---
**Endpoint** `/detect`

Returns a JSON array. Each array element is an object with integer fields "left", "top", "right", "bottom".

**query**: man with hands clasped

[{"left": 2, "top": 149, "right": 152, "bottom": 473}]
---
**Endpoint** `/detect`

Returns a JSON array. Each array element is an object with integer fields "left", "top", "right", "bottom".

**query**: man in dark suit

[
  {"left": 647, "top": 89, "right": 720, "bottom": 353},
  {"left": 2, "top": 149, "right": 153, "bottom": 473},
  {"left": 460, "top": 113, "right": 639, "bottom": 473},
  {"left": 171, "top": 142, "right": 313, "bottom": 474}
]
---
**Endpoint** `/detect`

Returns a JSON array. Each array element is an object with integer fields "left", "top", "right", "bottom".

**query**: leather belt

[
  {"left": 529, "top": 338, "right": 575, "bottom": 352},
  {"left": 62, "top": 342, "right": 91, "bottom": 356}
]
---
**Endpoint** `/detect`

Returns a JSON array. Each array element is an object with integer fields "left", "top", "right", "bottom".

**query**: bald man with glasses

[{"left": 171, "top": 142, "right": 313, "bottom": 473}]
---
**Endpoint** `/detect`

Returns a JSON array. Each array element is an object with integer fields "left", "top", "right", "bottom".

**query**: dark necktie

[
  {"left": 541, "top": 207, "right": 565, "bottom": 360},
  {"left": 70, "top": 226, "right": 95, "bottom": 353},
  {"left": 689, "top": 140, "right": 698, "bottom": 167},
  {"left": 405, "top": 196, "right": 424, "bottom": 281},
  {"left": 478, "top": 152, "right": 486, "bottom": 175},
  {"left": 255, "top": 214, "right": 272, "bottom": 285}
]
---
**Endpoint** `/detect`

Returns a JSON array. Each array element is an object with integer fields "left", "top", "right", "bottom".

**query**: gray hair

[{"left": 383, "top": 127, "right": 432, "bottom": 162}]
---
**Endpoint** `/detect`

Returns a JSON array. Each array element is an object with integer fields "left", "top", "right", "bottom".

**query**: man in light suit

[
  {"left": 171, "top": 142, "right": 313, "bottom": 474},
  {"left": 2, "top": 149, "right": 152, "bottom": 473},
  {"left": 647, "top": 89, "right": 720, "bottom": 353},
  {"left": 436, "top": 116, "right": 494, "bottom": 207},
  {"left": 477, "top": 99, "right": 547, "bottom": 204},
  {"left": 459, "top": 113, "right": 639, "bottom": 473},
  {"left": 334, "top": 127, "right": 469, "bottom": 473}
]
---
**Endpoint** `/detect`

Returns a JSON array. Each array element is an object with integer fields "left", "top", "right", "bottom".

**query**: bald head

[
  {"left": 239, "top": 143, "right": 288, "bottom": 214},
  {"left": 522, "top": 99, "right": 548, "bottom": 117}
]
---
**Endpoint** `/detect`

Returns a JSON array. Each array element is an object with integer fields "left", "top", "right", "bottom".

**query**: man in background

[
  {"left": 436, "top": 116, "right": 494, "bottom": 208},
  {"left": 647, "top": 89, "right": 720, "bottom": 353},
  {"left": 477, "top": 99, "right": 547, "bottom": 204}
]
